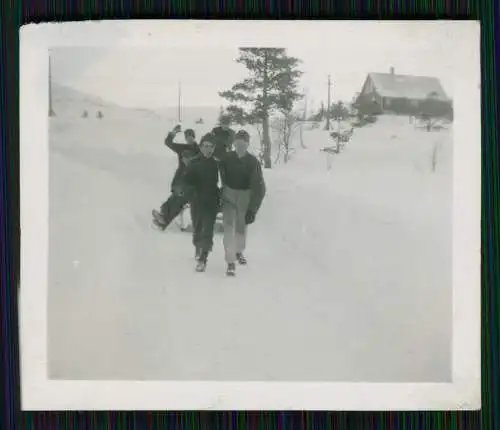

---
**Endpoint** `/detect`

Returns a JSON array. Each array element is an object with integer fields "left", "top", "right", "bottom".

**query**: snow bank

[
  {"left": 269, "top": 114, "right": 453, "bottom": 226},
  {"left": 250, "top": 114, "right": 453, "bottom": 382}
]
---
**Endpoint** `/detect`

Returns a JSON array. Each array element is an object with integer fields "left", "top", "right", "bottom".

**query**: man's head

[
  {"left": 219, "top": 115, "right": 231, "bottom": 131},
  {"left": 184, "top": 129, "right": 196, "bottom": 144},
  {"left": 234, "top": 130, "right": 250, "bottom": 155},
  {"left": 199, "top": 134, "right": 216, "bottom": 158}
]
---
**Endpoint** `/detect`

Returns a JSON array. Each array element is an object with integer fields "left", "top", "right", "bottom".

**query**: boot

[
  {"left": 195, "top": 260, "right": 207, "bottom": 272},
  {"left": 152, "top": 217, "right": 167, "bottom": 231},
  {"left": 195, "top": 251, "right": 209, "bottom": 272},
  {"left": 236, "top": 253, "right": 247, "bottom": 265},
  {"left": 226, "top": 263, "right": 236, "bottom": 277},
  {"left": 152, "top": 209, "right": 167, "bottom": 230}
]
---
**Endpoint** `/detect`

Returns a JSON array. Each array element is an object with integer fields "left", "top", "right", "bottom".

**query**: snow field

[{"left": 47, "top": 87, "right": 453, "bottom": 382}]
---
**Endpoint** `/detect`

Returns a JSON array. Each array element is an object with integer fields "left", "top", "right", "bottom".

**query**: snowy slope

[
  {"left": 279, "top": 115, "right": 452, "bottom": 222},
  {"left": 52, "top": 83, "right": 163, "bottom": 122},
  {"left": 48, "top": 89, "right": 452, "bottom": 382}
]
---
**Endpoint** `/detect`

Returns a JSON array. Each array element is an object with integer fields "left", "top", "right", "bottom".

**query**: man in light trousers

[{"left": 219, "top": 130, "right": 266, "bottom": 277}]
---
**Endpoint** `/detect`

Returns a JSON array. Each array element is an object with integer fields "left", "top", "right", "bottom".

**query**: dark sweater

[
  {"left": 211, "top": 126, "right": 235, "bottom": 159},
  {"left": 219, "top": 151, "right": 266, "bottom": 213},
  {"left": 165, "top": 132, "right": 199, "bottom": 190},
  {"left": 183, "top": 155, "right": 220, "bottom": 207}
]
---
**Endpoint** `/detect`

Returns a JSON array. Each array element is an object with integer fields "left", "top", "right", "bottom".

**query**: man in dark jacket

[
  {"left": 152, "top": 125, "right": 199, "bottom": 231},
  {"left": 165, "top": 125, "right": 199, "bottom": 194},
  {"left": 210, "top": 115, "right": 235, "bottom": 160},
  {"left": 183, "top": 133, "right": 220, "bottom": 272},
  {"left": 219, "top": 130, "right": 266, "bottom": 276}
]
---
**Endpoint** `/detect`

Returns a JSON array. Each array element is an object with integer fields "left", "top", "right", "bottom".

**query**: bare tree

[{"left": 272, "top": 113, "right": 302, "bottom": 164}]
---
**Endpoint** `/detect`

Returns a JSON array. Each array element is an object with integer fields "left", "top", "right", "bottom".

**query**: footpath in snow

[{"left": 48, "top": 113, "right": 453, "bottom": 382}]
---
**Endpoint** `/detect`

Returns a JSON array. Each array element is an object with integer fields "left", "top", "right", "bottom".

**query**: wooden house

[{"left": 354, "top": 67, "right": 452, "bottom": 117}]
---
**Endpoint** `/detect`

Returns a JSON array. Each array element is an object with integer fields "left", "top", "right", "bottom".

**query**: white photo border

[{"left": 19, "top": 20, "right": 481, "bottom": 411}]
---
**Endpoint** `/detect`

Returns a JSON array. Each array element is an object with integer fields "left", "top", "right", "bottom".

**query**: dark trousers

[
  {"left": 159, "top": 192, "right": 190, "bottom": 227},
  {"left": 191, "top": 199, "right": 218, "bottom": 256}
]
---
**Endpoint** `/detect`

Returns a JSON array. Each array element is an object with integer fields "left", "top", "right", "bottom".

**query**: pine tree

[
  {"left": 219, "top": 48, "right": 303, "bottom": 168},
  {"left": 330, "top": 101, "right": 349, "bottom": 121},
  {"left": 218, "top": 106, "right": 225, "bottom": 123}
]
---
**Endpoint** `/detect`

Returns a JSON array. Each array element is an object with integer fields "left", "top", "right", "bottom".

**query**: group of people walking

[{"left": 152, "top": 117, "right": 266, "bottom": 277}]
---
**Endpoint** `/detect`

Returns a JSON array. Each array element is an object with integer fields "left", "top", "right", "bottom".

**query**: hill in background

[{"left": 52, "top": 83, "right": 221, "bottom": 127}]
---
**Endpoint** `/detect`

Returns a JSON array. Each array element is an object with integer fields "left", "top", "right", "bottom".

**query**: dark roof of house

[{"left": 368, "top": 72, "right": 450, "bottom": 101}]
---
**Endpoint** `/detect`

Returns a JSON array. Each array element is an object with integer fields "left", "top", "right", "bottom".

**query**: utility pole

[
  {"left": 177, "top": 81, "right": 182, "bottom": 123},
  {"left": 325, "top": 74, "right": 332, "bottom": 130},
  {"left": 49, "top": 55, "right": 55, "bottom": 117}
]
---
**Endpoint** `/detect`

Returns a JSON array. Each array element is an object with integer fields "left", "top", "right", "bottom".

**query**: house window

[{"left": 410, "top": 99, "right": 419, "bottom": 108}]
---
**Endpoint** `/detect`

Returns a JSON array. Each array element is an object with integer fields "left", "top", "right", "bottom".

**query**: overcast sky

[{"left": 50, "top": 22, "right": 458, "bottom": 111}]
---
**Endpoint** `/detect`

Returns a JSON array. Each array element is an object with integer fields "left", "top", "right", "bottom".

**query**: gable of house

[
  {"left": 356, "top": 75, "right": 382, "bottom": 105},
  {"left": 360, "top": 75, "right": 376, "bottom": 95},
  {"left": 367, "top": 72, "right": 449, "bottom": 102}
]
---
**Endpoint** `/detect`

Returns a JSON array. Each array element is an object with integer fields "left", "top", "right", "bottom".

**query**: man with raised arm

[{"left": 152, "top": 125, "right": 199, "bottom": 231}]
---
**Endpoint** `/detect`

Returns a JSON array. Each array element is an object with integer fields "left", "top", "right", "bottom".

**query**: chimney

[{"left": 390, "top": 66, "right": 395, "bottom": 75}]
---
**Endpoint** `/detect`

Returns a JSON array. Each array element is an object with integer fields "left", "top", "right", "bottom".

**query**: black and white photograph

[{"left": 20, "top": 21, "right": 481, "bottom": 410}]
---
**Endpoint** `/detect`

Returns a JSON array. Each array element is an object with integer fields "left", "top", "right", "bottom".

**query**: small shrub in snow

[
  {"left": 414, "top": 116, "right": 449, "bottom": 132},
  {"left": 430, "top": 140, "right": 443, "bottom": 173},
  {"left": 329, "top": 128, "right": 354, "bottom": 154},
  {"left": 417, "top": 94, "right": 453, "bottom": 131}
]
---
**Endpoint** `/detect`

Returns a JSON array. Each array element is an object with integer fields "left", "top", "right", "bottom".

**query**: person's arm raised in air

[{"left": 165, "top": 124, "right": 193, "bottom": 155}]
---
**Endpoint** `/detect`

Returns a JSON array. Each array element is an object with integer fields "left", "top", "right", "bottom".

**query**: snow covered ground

[{"left": 48, "top": 87, "right": 452, "bottom": 382}]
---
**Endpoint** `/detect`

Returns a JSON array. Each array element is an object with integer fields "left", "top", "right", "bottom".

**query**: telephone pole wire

[{"left": 177, "top": 81, "right": 182, "bottom": 123}]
